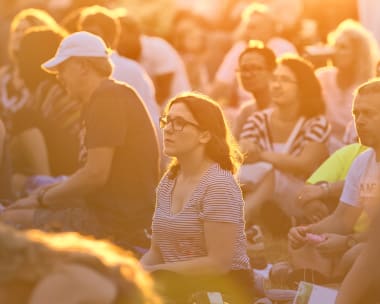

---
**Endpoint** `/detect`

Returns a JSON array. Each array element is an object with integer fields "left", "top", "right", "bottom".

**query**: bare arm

[
  {"left": 298, "top": 181, "right": 345, "bottom": 206},
  {"left": 147, "top": 221, "right": 237, "bottom": 276},
  {"left": 309, "top": 202, "right": 362, "bottom": 235},
  {"left": 41, "top": 147, "right": 114, "bottom": 208},
  {"left": 288, "top": 202, "right": 362, "bottom": 249},
  {"left": 335, "top": 246, "right": 371, "bottom": 304},
  {"left": 260, "top": 141, "right": 329, "bottom": 178},
  {"left": 140, "top": 236, "right": 163, "bottom": 267}
]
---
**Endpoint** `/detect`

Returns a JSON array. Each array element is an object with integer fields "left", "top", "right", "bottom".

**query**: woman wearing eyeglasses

[
  {"left": 140, "top": 92, "right": 254, "bottom": 304},
  {"left": 239, "top": 55, "right": 331, "bottom": 227}
]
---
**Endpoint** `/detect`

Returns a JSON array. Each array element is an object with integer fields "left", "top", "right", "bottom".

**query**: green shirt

[
  {"left": 307, "top": 143, "right": 368, "bottom": 184},
  {"left": 307, "top": 143, "right": 369, "bottom": 232}
]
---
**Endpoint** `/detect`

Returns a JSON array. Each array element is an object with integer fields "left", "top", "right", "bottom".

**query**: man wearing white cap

[{"left": 2, "top": 31, "right": 160, "bottom": 250}]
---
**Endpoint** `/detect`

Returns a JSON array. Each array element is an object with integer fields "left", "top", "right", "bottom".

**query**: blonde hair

[
  {"left": 241, "top": 3, "right": 274, "bottom": 23},
  {"left": 328, "top": 19, "right": 380, "bottom": 84},
  {"left": 9, "top": 8, "right": 59, "bottom": 59},
  {"left": 10, "top": 8, "right": 58, "bottom": 33},
  {"left": 0, "top": 224, "right": 161, "bottom": 304}
]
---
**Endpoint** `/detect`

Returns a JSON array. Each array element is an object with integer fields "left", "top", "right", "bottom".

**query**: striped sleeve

[
  {"left": 288, "top": 115, "right": 331, "bottom": 156},
  {"left": 303, "top": 115, "right": 331, "bottom": 143},
  {"left": 239, "top": 110, "right": 271, "bottom": 151},
  {"left": 200, "top": 173, "right": 244, "bottom": 224}
]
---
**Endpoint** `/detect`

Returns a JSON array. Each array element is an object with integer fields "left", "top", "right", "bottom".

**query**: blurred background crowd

[{"left": 0, "top": 0, "right": 380, "bottom": 303}]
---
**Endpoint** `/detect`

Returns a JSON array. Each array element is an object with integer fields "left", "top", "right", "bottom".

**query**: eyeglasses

[
  {"left": 236, "top": 64, "right": 268, "bottom": 77},
  {"left": 159, "top": 116, "right": 200, "bottom": 132},
  {"left": 270, "top": 75, "right": 298, "bottom": 85}
]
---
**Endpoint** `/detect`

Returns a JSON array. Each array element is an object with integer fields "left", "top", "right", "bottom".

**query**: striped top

[
  {"left": 152, "top": 163, "right": 250, "bottom": 270},
  {"left": 239, "top": 109, "right": 331, "bottom": 155}
]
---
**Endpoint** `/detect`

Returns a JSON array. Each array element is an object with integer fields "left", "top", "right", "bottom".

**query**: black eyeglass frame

[{"left": 159, "top": 116, "right": 201, "bottom": 132}]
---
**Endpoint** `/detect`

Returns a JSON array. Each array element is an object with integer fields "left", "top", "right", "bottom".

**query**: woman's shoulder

[{"left": 203, "top": 164, "right": 237, "bottom": 186}]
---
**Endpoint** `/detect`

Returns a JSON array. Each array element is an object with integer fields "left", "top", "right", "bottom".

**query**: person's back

[
  {"left": 139, "top": 35, "right": 191, "bottom": 104},
  {"left": 110, "top": 52, "right": 159, "bottom": 120},
  {"left": 31, "top": 79, "right": 81, "bottom": 175},
  {"left": 81, "top": 79, "right": 160, "bottom": 247}
]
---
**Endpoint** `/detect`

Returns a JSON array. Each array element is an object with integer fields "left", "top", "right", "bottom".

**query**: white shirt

[
  {"left": 110, "top": 52, "right": 160, "bottom": 132},
  {"left": 341, "top": 148, "right": 380, "bottom": 217},
  {"left": 316, "top": 67, "right": 356, "bottom": 138},
  {"left": 316, "top": 66, "right": 358, "bottom": 153},
  {"left": 358, "top": 0, "right": 380, "bottom": 47},
  {"left": 140, "top": 35, "right": 191, "bottom": 101}
]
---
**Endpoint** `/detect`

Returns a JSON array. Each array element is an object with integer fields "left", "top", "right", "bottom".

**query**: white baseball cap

[{"left": 42, "top": 31, "right": 109, "bottom": 73}]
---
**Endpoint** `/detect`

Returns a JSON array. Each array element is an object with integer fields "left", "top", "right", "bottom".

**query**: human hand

[
  {"left": 239, "top": 139, "right": 261, "bottom": 162},
  {"left": 288, "top": 226, "right": 311, "bottom": 249},
  {"left": 6, "top": 196, "right": 38, "bottom": 210},
  {"left": 316, "top": 233, "right": 348, "bottom": 256},
  {"left": 303, "top": 200, "right": 330, "bottom": 223},
  {"left": 297, "top": 184, "right": 325, "bottom": 207},
  {"left": 305, "top": 233, "right": 327, "bottom": 245}
]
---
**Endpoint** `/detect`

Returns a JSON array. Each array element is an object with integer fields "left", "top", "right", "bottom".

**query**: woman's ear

[{"left": 199, "top": 130, "right": 212, "bottom": 144}]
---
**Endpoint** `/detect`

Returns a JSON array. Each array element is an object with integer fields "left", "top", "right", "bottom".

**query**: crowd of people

[{"left": 0, "top": 0, "right": 379, "bottom": 303}]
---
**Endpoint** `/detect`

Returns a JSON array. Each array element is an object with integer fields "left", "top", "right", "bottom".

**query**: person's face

[
  {"left": 270, "top": 64, "right": 299, "bottom": 107},
  {"left": 353, "top": 93, "right": 380, "bottom": 149},
  {"left": 238, "top": 51, "right": 272, "bottom": 93},
  {"left": 333, "top": 35, "right": 355, "bottom": 70},
  {"left": 182, "top": 26, "right": 205, "bottom": 53},
  {"left": 161, "top": 102, "right": 208, "bottom": 158},
  {"left": 244, "top": 13, "right": 274, "bottom": 42},
  {"left": 175, "top": 19, "right": 205, "bottom": 53},
  {"left": 55, "top": 58, "right": 83, "bottom": 99}
]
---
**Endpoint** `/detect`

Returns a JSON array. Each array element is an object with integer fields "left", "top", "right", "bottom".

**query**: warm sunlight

[{"left": 0, "top": 0, "right": 379, "bottom": 303}]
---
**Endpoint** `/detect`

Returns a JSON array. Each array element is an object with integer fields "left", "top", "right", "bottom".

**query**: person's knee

[{"left": 335, "top": 243, "right": 366, "bottom": 277}]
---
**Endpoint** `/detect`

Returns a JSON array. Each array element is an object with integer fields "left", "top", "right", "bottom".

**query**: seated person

[
  {"left": 1, "top": 8, "right": 64, "bottom": 195},
  {"left": 336, "top": 203, "right": 380, "bottom": 304},
  {"left": 1, "top": 32, "right": 160, "bottom": 251},
  {"left": 15, "top": 26, "right": 81, "bottom": 180},
  {"left": 0, "top": 223, "right": 160, "bottom": 304},
  {"left": 288, "top": 79, "right": 380, "bottom": 280},
  {"left": 297, "top": 143, "right": 368, "bottom": 224},
  {"left": 233, "top": 41, "right": 276, "bottom": 139},
  {"left": 140, "top": 92, "right": 254, "bottom": 304},
  {"left": 238, "top": 55, "right": 330, "bottom": 226}
]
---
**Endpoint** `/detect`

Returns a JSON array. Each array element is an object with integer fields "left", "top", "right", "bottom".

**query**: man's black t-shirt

[{"left": 80, "top": 79, "right": 159, "bottom": 243}]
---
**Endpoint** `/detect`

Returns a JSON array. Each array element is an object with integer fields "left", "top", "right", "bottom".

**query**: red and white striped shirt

[{"left": 152, "top": 163, "right": 250, "bottom": 270}]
